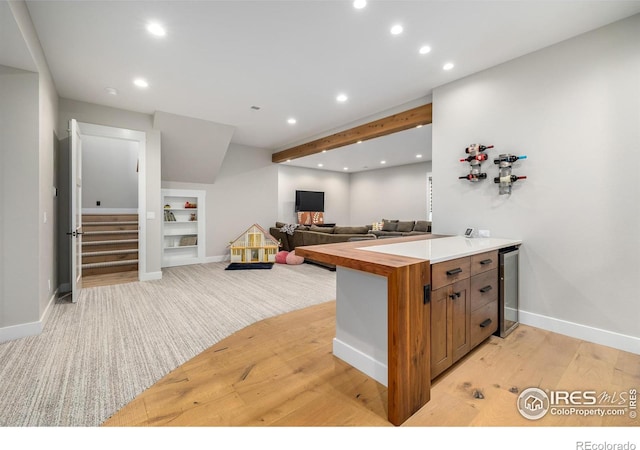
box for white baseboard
[139,271,162,281]
[205,255,229,263]
[41,289,58,329]
[0,320,42,344]
[333,337,388,386]
[519,309,640,355]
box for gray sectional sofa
[269,219,431,252]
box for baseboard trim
[519,309,639,355]
[205,255,229,263]
[139,271,162,281]
[0,320,42,344]
[40,289,58,329]
[333,337,388,386]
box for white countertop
[359,236,522,263]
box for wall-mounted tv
[295,190,325,212]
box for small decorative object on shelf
[184,201,197,208]
[460,143,492,182]
[189,213,197,221]
[493,153,527,195]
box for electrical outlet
[478,229,490,238]
[96,200,101,206]
[43,212,47,223]
[48,279,51,292]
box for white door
[69,119,83,302]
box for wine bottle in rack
[494,155,527,164]
[460,153,489,162]
[494,175,527,183]
[465,144,494,154]
[459,173,487,181]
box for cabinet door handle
[449,292,461,300]
[480,259,493,265]
[479,318,492,328]
[423,284,431,305]
[446,267,463,276]
[479,285,493,293]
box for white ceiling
[12,1,640,172]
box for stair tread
[84,221,138,226]
[82,260,139,269]
[83,230,138,235]
[83,249,138,256]
[83,239,138,245]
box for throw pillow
[381,220,398,232]
[275,251,289,264]
[286,250,304,265]
[396,220,415,232]
[413,220,430,232]
[279,223,298,235]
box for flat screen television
[295,190,324,212]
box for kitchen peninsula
[295,234,522,425]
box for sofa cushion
[310,225,334,234]
[382,220,398,232]
[413,220,431,232]
[396,220,415,232]
[334,226,369,235]
[372,230,403,237]
[275,221,287,228]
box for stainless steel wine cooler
[498,246,520,337]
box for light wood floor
[82,270,139,288]
[103,301,639,427]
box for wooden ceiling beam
[271,103,432,164]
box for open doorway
[57,122,146,292]
[80,123,146,288]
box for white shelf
[161,189,206,268]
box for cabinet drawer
[470,269,498,311]
[432,257,470,290]
[470,250,498,276]
[470,300,498,348]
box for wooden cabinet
[430,250,498,379]
[161,189,206,267]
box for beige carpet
[0,262,336,426]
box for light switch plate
[478,229,490,238]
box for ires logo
[549,390,598,405]
[517,388,638,420]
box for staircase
[82,214,139,276]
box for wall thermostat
[464,228,474,238]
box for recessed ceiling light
[286,159,291,162]
[133,78,149,88]
[390,24,403,35]
[322,150,327,153]
[287,118,297,124]
[443,62,455,71]
[336,93,348,103]
[416,124,423,128]
[416,154,423,158]
[105,87,118,95]
[357,140,362,144]
[380,160,386,164]
[419,45,431,55]
[343,167,349,171]
[318,163,323,167]
[353,0,366,9]
[147,22,166,37]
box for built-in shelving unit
[161,189,206,267]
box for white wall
[0,67,40,329]
[432,14,640,352]
[163,143,278,260]
[82,135,138,209]
[58,98,162,278]
[277,165,350,225]
[349,162,431,226]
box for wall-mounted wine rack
[459,144,493,182]
[493,154,527,195]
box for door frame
[77,122,147,279]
